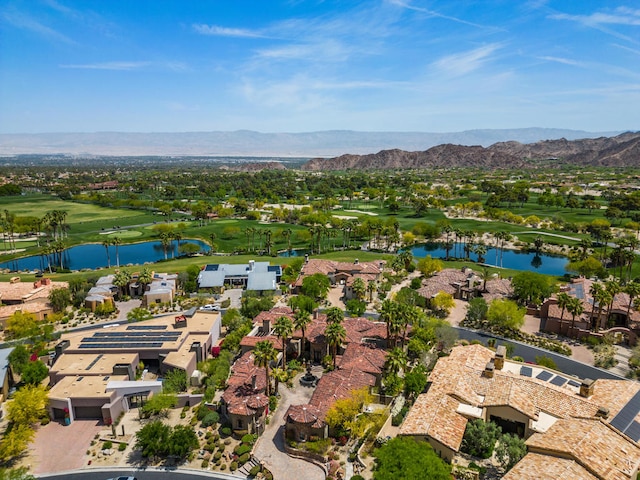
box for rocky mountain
[0,128,621,157]
[301,132,640,170]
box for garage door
[74,406,103,419]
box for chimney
[484,360,495,378]
[580,378,595,398]
[354,258,359,265]
[249,260,255,272]
[251,375,257,391]
[495,345,506,370]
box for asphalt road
[454,326,625,381]
[37,468,246,480]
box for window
[237,419,244,429]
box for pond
[408,242,569,276]
[278,248,311,258]
[0,239,210,272]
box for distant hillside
[301,132,640,170]
[0,128,622,157]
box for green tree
[7,385,48,426]
[461,419,502,458]
[351,277,366,301]
[384,347,408,376]
[127,307,153,323]
[325,306,344,325]
[140,393,178,418]
[556,292,571,324]
[346,299,366,317]
[253,340,278,397]
[272,315,294,369]
[48,287,72,313]
[167,424,199,459]
[135,420,171,461]
[404,364,428,399]
[20,360,48,386]
[416,255,443,277]
[495,433,527,471]
[567,296,585,337]
[301,273,331,301]
[466,297,488,323]
[293,309,312,358]
[430,291,455,316]
[8,345,30,375]
[4,311,40,340]
[535,355,557,370]
[163,369,188,393]
[373,436,451,480]
[511,271,555,305]
[487,299,525,331]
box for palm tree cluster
[379,299,424,348]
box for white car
[200,304,220,311]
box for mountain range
[301,131,640,170]
[0,128,625,157]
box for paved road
[37,468,245,479]
[454,326,626,381]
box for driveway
[30,419,103,474]
[253,367,325,480]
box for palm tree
[556,292,571,324]
[102,240,112,268]
[567,297,585,337]
[325,321,347,369]
[367,280,377,302]
[379,299,397,348]
[159,232,171,260]
[399,250,413,270]
[474,243,488,264]
[385,347,408,376]
[272,316,293,369]
[208,232,217,252]
[271,367,288,395]
[293,310,312,359]
[112,236,122,267]
[625,281,640,327]
[351,278,366,301]
[281,228,292,253]
[253,340,278,397]
[113,269,132,299]
[138,267,153,294]
[325,306,344,325]
[605,279,622,321]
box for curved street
[37,468,244,480]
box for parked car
[199,304,220,311]
[106,477,138,480]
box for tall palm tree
[556,292,571,324]
[253,340,278,397]
[367,280,377,302]
[113,269,132,299]
[379,299,397,348]
[293,310,312,359]
[281,228,292,253]
[385,347,408,376]
[624,281,640,327]
[351,278,366,301]
[159,232,171,260]
[567,297,585,337]
[325,306,344,325]
[102,240,112,268]
[138,267,153,293]
[112,236,122,267]
[272,316,293,369]
[325,321,347,369]
[208,232,217,253]
[605,279,622,321]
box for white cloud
[537,56,586,67]
[432,44,503,77]
[192,24,266,38]
[1,9,75,44]
[551,7,640,27]
[386,0,497,30]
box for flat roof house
[197,260,282,293]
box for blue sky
[1,0,639,133]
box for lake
[0,240,210,272]
[408,242,569,276]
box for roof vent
[596,406,609,419]
[484,361,495,378]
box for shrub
[118,442,127,452]
[230,461,238,471]
[202,411,220,428]
[102,441,113,450]
[235,444,251,456]
[242,433,257,445]
[269,395,278,412]
[213,452,222,461]
[201,459,209,468]
[239,453,250,465]
[220,464,226,470]
[249,464,262,477]
[221,426,232,437]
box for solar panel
[624,421,640,442]
[568,380,581,388]
[536,370,553,381]
[126,325,168,330]
[549,376,567,387]
[610,389,640,434]
[86,354,103,370]
[520,366,532,377]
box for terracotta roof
[285,404,323,425]
[339,343,387,376]
[222,351,269,416]
[503,453,598,480]
[525,418,640,480]
[294,259,383,287]
[400,344,637,455]
[253,307,294,325]
[239,335,283,350]
[0,280,68,302]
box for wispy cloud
[192,24,266,38]
[1,9,75,44]
[387,0,496,30]
[59,61,187,71]
[432,43,503,77]
[551,7,640,27]
[537,56,586,67]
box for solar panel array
[536,370,553,381]
[78,330,181,350]
[520,366,532,377]
[126,325,168,331]
[549,376,567,387]
[570,283,585,300]
[610,389,640,442]
[86,354,103,370]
